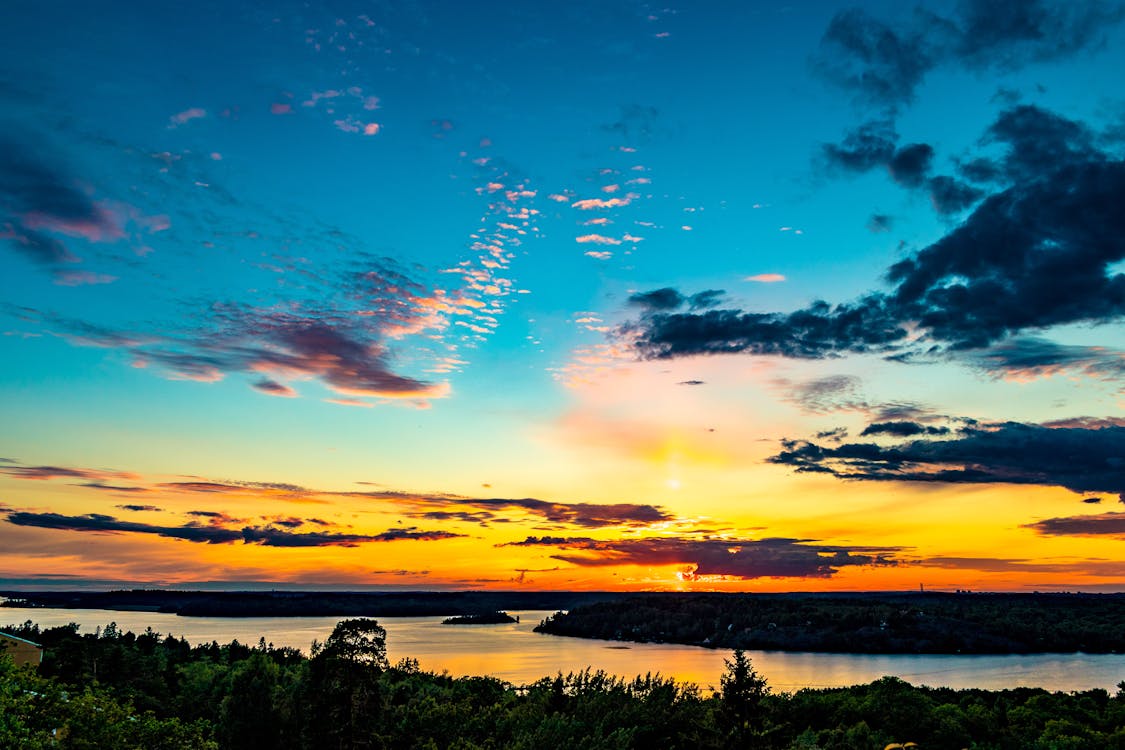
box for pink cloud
[745,273,786,283]
[575,234,622,246]
[270,103,293,115]
[363,123,380,136]
[584,250,613,260]
[169,107,207,127]
[22,206,124,243]
[571,195,634,210]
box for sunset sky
[2,0,1123,593]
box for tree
[313,619,389,670]
[719,649,771,747]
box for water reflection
[6,607,1123,691]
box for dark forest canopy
[3,619,1125,750]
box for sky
[1,0,1123,593]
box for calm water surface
[6,607,1123,692]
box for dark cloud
[926,175,985,214]
[860,421,951,437]
[816,9,939,107]
[954,0,1125,71]
[816,1,1125,107]
[888,159,1125,348]
[677,380,705,386]
[1023,512,1125,538]
[822,127,980,215]
[627,287,684,311]
[688,289,725,310]
[815,427,849,441]
[623,135,1125,361]
[626,294,905,359]
[821,120,898,173]
[888,143,934,187]
[958,156,1004,184]
[501,535,898,580]
[769,419,1125,500]
[1082,497,1103,504]
[867,213,893,233]
[983,104,1101,183]
[4,511,463,547]
[116,504,162,512]
[361,492,674,529]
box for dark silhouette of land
[0,589,620,617]
[442,611,517,625]
[534,591,1125,654]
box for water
[5,607,1123,692]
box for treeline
[1,589,623,617]
[535,592,1125,654]
[3,619,1125,749]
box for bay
[4,607,1123,692]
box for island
[534,591,1125,654]
[442,611,517,625]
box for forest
[535,592,1125,654]
[3,618,1124,749]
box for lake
[5,607,1123,692]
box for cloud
[252,377,298,398]
[815,2,1125,107]
[860,421,951,437]
[500,535,898,580]
[966,337,1125,383]
[888,143,935,187]
[769,419,1125,500]
[867,214,894,232]
[353,491,674,529]
[45,305,449,401]
[571,196,634,210]
[623,109,1125,362]
[821,120,898,172]
[821,124,980,214]
[925,175,985,214]
[575,234,621,245]
[169,108,207,127]
[116,504,162,512]
[4,511,463,547]
[3,459,673,530]
[627,287,685,311]
[1023,512,1125,538]
[0,462,139,483]
[745,273,786,283]
[0,137,124,279]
